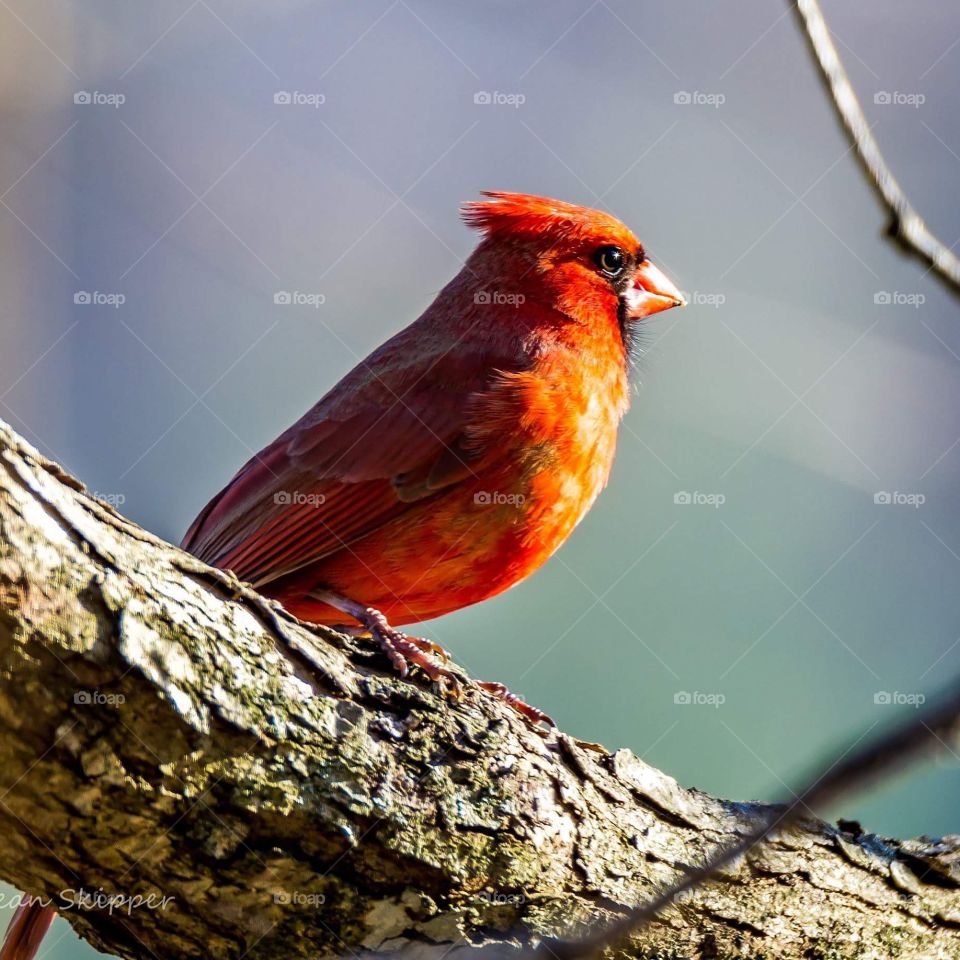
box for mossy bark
[0,418,958,960]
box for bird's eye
[594,245,626,279]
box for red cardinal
[0,193,683,960]
[181,191,683,704]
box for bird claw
[411,636,451,661]
[383,630,450,661]
[361,607,457,687]
[477,681,555,728]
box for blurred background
[1,1,959,955]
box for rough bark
[0,417,957,960]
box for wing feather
[181,342,508,588]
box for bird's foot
[315,589,456,687]
[341,624,450,662]
[476,681,555,728]
[406,634,451,661]
[357,607,458,688]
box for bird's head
[462,191,685,335]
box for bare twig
[793,0,960,295]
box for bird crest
[461,191,639,251]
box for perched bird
[182,191,684,710]
[0,193,683,960]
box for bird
[181,191,684,716]
[0,193,683,960]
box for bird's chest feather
[466,346,629,567]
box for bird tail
[0,899,56,960]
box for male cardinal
[0,193,683,960]
[181,191,683,707]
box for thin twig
[530,678,960,960]
[793,0,960,295]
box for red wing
[181,346,501,589]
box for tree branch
[531,680,960,960]
[0,416,958,960]
[793,0,960,297]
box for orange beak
[623,260,686,320]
